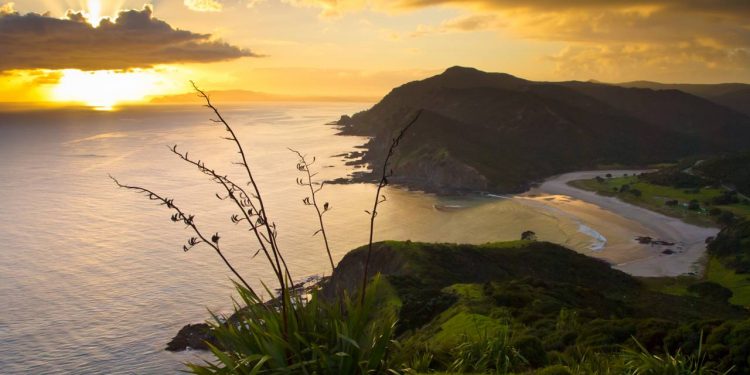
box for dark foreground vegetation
[186,240,750,374]
[322,241,748,374]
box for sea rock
[166,323,216,351]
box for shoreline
[523,170,718,277]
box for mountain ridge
[337,67,750,194]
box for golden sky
[1,0,749,108]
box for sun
[50,69,163,110]
[87,0,103,26]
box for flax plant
[113,83,421,374]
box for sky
[1,0,749,108]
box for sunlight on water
[0,104,592,374]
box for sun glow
[51,69,163,110]
[87,0,103,26]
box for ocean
[0,103,600,374]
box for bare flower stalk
[190,81,293,287]
[360,109,423,304]
[114,83,298,351]
[168,145,284,283]
[290,148,335,272]
[188,82,295,350]
[109,175,255,294]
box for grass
[429,312,507,348]
[639,276,695,297]
[569,174,749,226]
[705,257,750,307]
[444,283,485,301]
[644,258,750,307]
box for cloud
[184,0,223,12]
[548,42,750,82]
[370,0,749,80]
[0,5,258,71]
[0,2,13,14]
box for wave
[578,223,607,252]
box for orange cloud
[0,5,257,71]
[184,0,223,12]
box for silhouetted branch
[190,82,294,352]
[190,81,293,288]
[290,148,335,272]
[168,145,283,281]
[361,109,423,304]
[109,175,254,293]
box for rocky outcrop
[389,151,488,194]
[166,323,216,351]
[320,242,407,300]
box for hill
[337,67,750,193]
[322,240,750,373]
[617,81,750,116]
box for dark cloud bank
[0,5,257,71]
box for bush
[718,211,736,226]
[448,329,526,374]
[688,199,701,210]
[190,276,399,374]
[712,191,740,205]
[514,335,547,367]
[621,335,728,375]
[687,282,733,303]
[537,364,573,375]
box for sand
[521,170,719,277]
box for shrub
[513,335,547,367]
[621,335,732,375]
[688,200,701,210]
[190,276,399,374]
[687,282,733,303]
[448,329,526,374]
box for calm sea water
[0,103,596,374]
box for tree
[688,199,701,211]
[521,230,537,241]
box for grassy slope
[568,175,730,226]
[706,257,750,306]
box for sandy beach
[521,170,719,277]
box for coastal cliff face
[338,67,750,194]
